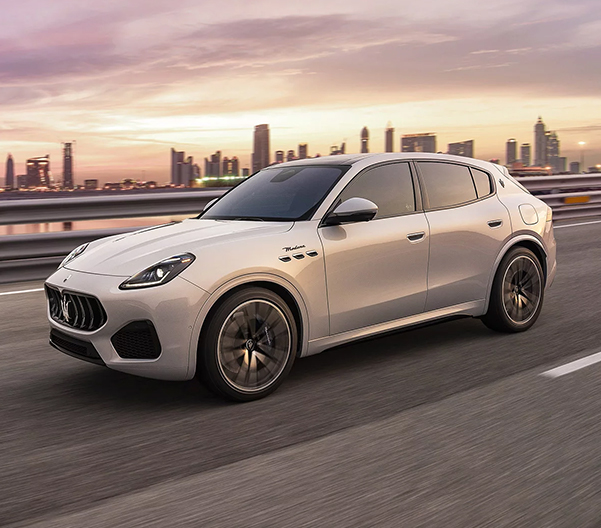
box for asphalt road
[1,220,601,527]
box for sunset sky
[1,0,601,184]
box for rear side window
[337,162,415,219]
[470,168,493,198]
[417,162,477,209]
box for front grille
[45,285,107,331]
[111,321,162,359]
[50,329,105,366]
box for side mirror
[203,198,218,211]
[323,197,378,226]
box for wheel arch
[191,274,308,378]
[484,235,548,314]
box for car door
[415,161,512,312]
[318,162,430,335]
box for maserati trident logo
[61,296,71,322]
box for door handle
[487,219,503,228]
[407,231,425,243]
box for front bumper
[45,267,209,381]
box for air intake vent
[45,285,107,331]
[111,321,161,359]
[50,329,104,366]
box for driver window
[337,163,416,219]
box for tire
[481,247,545,333]
[197,287,298,402]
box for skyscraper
[361,127,369,153]
[171,148,185,185]
[385,123,394,153]
[62,142,74,189]
[401,133,436,153]
[253,124,270,172]
[448,140,474,158]
[181,156,194,185]
[521,143,531,166]
[546,131,560,172]
[298,144,308,159]
[506,138,518,165]
[204,151,222,178]
[5,154,14,189]
[275,150,284,164]
[223,156,239,176]
[570,161,580,174]
[26,155,50,187]
[286,150,296,162]
[534,117,546,167]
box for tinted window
[470,168,493,198]
[417,162,477,209]
[337,163,415,219]
[201,165,348,221]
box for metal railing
[0,189,227,283]
[514,174,601,220]
[1,175,600,283]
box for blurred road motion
[1,221,601,527]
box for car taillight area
[45,285,108,331]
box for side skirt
[303,300,484,357]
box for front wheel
[481,247,545,333]
[198,287,298,402]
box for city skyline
[1,0,600,184]
[3,116,598,188]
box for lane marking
[555,219,601,229]
[0,288,44,297]
[541,350,601,378]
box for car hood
[64,219,294,277]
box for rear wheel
[481,247,544,333]
[198,287,298,401]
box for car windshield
[200,165,349,221]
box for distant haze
[1,0,600,184]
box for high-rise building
[546,131,560,172]
[171,148,185,185]
[402,133,436,153]
[448,140,474,158]
[330,142,346,155]
[506,139,518,165]
[253,124,270,172]
[222,156,239,176]
[275,150,284,164]
[286,150,296,162]
[242,168,250,177]
[84,179,98,190]
[204,151,222,178]
[181,156,194,185]
[558,156,567,173]
[62,142,74,189]
[534,117,546,167]
[521,143,531,167]
[361,126,369,153]
[385,123,394,153]
[5,154,14,189]
[570,161,580,174]
[298,144,308,159]
[26,155,51,188]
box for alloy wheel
[501,255,542,325]
[217,299,292,393]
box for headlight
[60,243,89,268]
[119,254,195,290]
